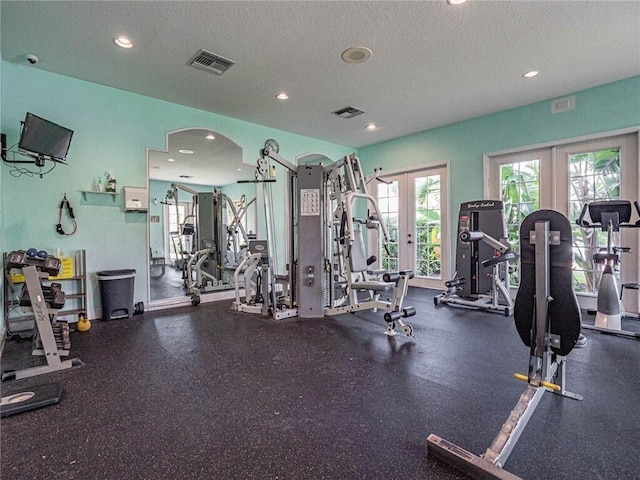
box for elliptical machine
[435,200,516,316]
[576,199,640,338]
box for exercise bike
[577,199,640,338]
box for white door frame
[484,129,639,314]
[375,162,450,289]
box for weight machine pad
[352,281,394,292]
[514,210,581,356]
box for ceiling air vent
[189,49,235,75]
[333,106,365,119]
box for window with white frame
[568,147,621,293]
[377,180,399,272]
[485,132,639,314]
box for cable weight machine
[435,200,516,316]
[233,142,415,335]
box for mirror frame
[145,127,254,310]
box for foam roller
[445,278,466,288]
[384,311,402,323]
[383,272,400,283]
[402,306,416,317]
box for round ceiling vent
[341,46,372,64]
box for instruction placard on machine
[300,189,321,216]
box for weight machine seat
[367,269,387,276]
[514,210,582,356]
[351,280,394,292]
[481,251,516,268]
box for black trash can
[97,269,136,321]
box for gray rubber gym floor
[1,288,639,480]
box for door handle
[407,240,414,245]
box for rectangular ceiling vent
[189,49,235,75]
[551,96,576,114]
[333,106,365,119]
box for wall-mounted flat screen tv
[18,112,74,163]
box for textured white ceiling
[148,129,251,186]
[2,1,639,150]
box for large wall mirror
[147,128,256,306]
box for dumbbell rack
[33,322,71,357]
[2,265,82,381]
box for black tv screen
[18,112,74,162]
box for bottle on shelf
[105,172,117,193]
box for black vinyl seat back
[514,210,581,356]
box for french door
[486,132,639,314]
[375,166,450,289]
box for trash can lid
[97,269,136,278]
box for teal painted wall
[1,62,354,319]
[359,76,640,271]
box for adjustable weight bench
[428,210,583,479]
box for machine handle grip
[445,278,466,288]
[576,203,592,227]
[514,373,560,391]
[459,230,483,242]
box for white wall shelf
[81,190,119,202]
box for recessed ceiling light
[114,36,133,49]
[206,134,215,140]
[237,168,242,172]
[447,0,468,5]
[366,124,377,130]
[178,149,194,154]
[167,158,175,162]
[523,70,539,78]
[341,46,372,64]
[276,93,289,100]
